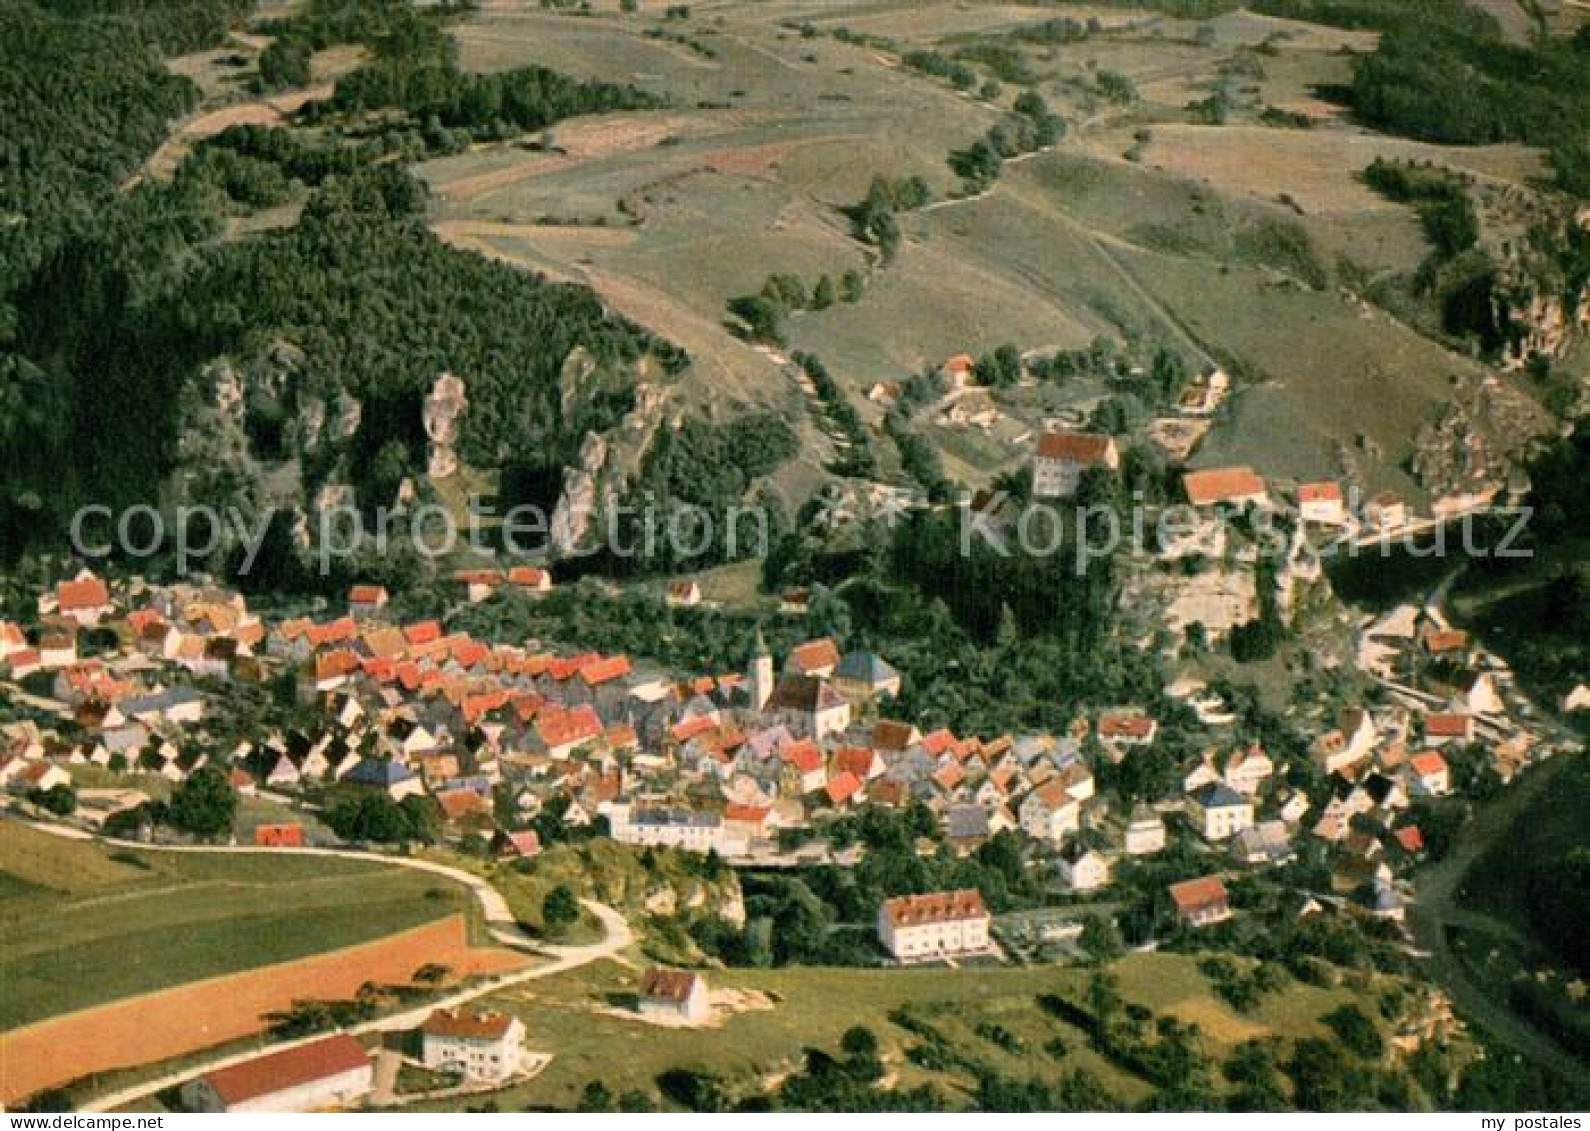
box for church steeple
[749,623,773,711]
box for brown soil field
[0,916,525,1105]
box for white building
[421,1009,525,1083]
[877,889,990,961]
[609,804,729,854]
[1123,805,1167,855]
[181,1034,372,1113]
[637,967,710,1023]
[1018,781,1081,843]
[1297,481,1346,525]
[1188,783,1254,842]
[1032,431,1120,499]
[1058,845,1111,892]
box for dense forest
[0,0,701,575]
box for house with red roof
[877,889,990,960]
[506,566,552,593]
[180,1034,372,1113]
[348,585,389,617]
[1423,712,1473,746]
[48,574,112,626]
[825,770,864,808]
[1169,875,1231,928]
[1407,751,1451,798]
[1032,431,1120,499]
[1183,467,1268,509]
[422,1008,525,1082]
[1297,481,1345,525]
[534,704,604,759]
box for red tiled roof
[1297,481,1342,504]
[403,621,443,647]
[790,638,840,674]
[423,1008,514,1040]
[201,1035,368,1106]
[881,888,987,928]
[1035,431,1114,465]
[639,967,700,1003]
[1410,751,1449,777]
[920,728,957,757]
[349,585,387,604]
[1424,713,1472,738]
[831,746,875,779]
[1183,467,1266,507]
[579,655,632,687]
[782,739,824,775]
[825,771,863,805]
[57,577,110,613]
[507,566,550,588]
[537,705,603,750]
[1099,713,1155,740]
[1394,826,1425,853]
[1169,875,1229,914]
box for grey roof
[121,687,204,716]
[834,652,898,684]
[632,806,721,829]
[1193,782,1247,809]
[347,758,415,786]
[944,804,990,839]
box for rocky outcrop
[549,382,674,555]
[423,371,468,480]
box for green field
[405,0,1556,504]
[0,822,476,1029]
[420,949,1377,1110]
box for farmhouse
[877,888,990,961]
[181,1034,372,1113]
[1169,875,1232,928]
[421,1008,525,1083]
[1296,481,1345,525]
[637,967,710,1023]
[1032,431,1120,499]
[1364,492,1409,531]
[1182,467,1268,509]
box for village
[0,393,1582,1112]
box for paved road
[1405,754,1584,1081]
[10,818,633,1112]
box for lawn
[0,822,477,1029]
[420,949,1370,1110]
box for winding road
[1405,753,1584,1081]
[9,818,633,1112]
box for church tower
[749,624,774,712]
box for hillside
[4,0,1586,590]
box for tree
[543,884,581,931]
[28,783,76,816]
[167,765,237,837]
[840,1025,878,1058]
[578,1080,615,1111]
[811,273,835,310]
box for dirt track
[0,915,524,1105]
